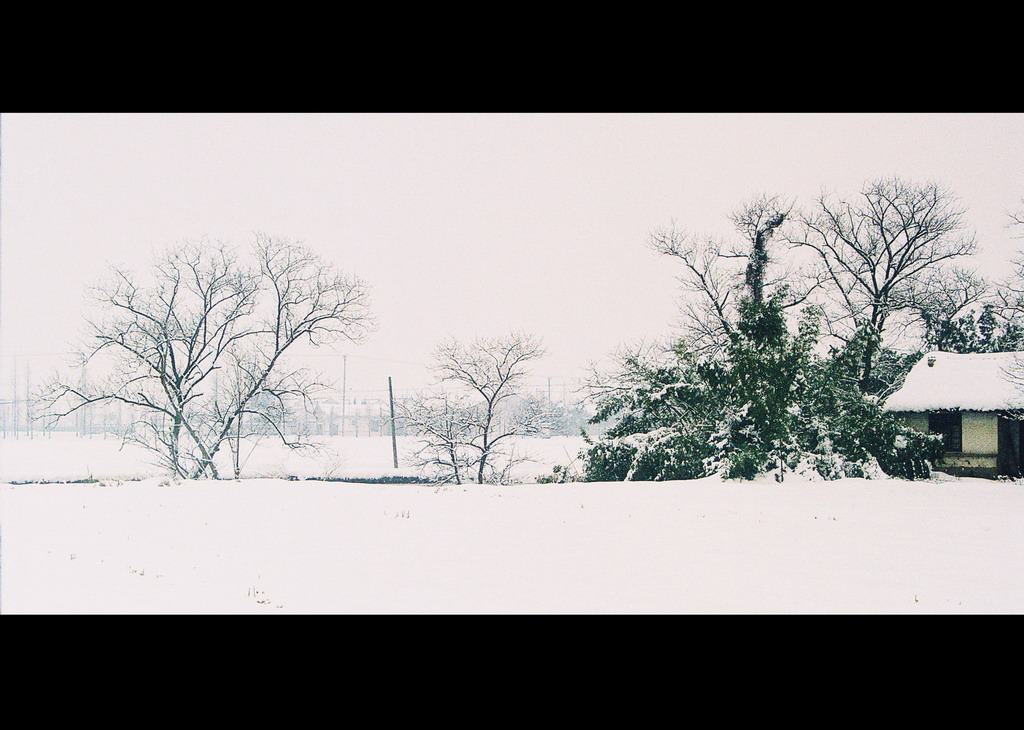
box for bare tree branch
[648,194,816,356]
[400,332,549,484]
[37,235,373,479]
[789,177,979,388]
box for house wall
[897,410,999,478]
[938,452,997,475]
[961,411,998,455]
[939,411,997,477]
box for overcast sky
[2,113,1023,396]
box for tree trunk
[477,448,487,484]
[858,317,884,393]
[169,416,185,478]
[859,341,875,392]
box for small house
[884,351,1024,478]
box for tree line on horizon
[34,175,1024,484]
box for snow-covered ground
[0,432,586,483]
[1,435,1022,614]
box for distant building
[885,351,1024,478]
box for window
[928,412,963,452]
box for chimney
[927,356,936,367]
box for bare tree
[647,229,736,353]
[1010,198,1024,235]
[649,194,820,355]
[995,197,1024,317]
[401,332,551,484]
[398,390,478,485]
[38,234,373,479]
[983,246,1024,353]
[791,177,978,388]
[902,266,988,351]
[995,252,1024,314]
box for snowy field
[1,435,1022,614]
[0,432,586,483]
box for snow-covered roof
[884,351,1024,413]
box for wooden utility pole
[234,412,242,479]
[341,354,347,437]
[388,376,398,468]
[25,357,32,439]
[11,353,17,438]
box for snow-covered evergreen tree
[575,196,944,483]
[708,290,819,479]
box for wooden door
[997,416,1021,477]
